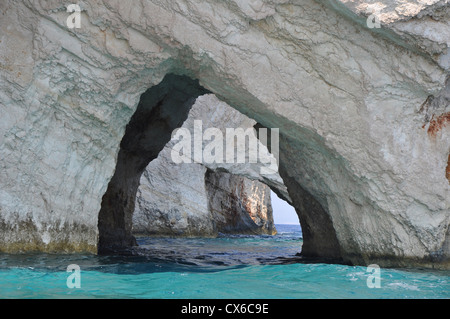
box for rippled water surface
[0,225,448,299]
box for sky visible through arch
[270,190,300,225]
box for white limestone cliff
[0,0,448,268]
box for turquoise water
[0,225,448,299]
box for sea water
[0,225,448,299]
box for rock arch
[97,73,343,262]
[0,0,448,268]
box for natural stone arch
[97,62,448,266]
[0,0,448,269]
[97,72,343,263]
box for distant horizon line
[274,223,301,226]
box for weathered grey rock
[133,161,212,237]
[133,94,278,237]
[205,169,276,235]
[0,0,448,268]
[134,164,276,237]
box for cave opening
[97,73,340,264]
[128,95,304,263]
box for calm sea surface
[0,225,448,299]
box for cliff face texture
[133,94,278,237]
[205,169,276,236]
[134,166,276,237]
[0,0,449,268]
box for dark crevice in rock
[97,74,209,255]
[446,153,450,183]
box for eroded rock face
[134,164,276,237]
[205,169,276,235]
[132,94,278,237]
[0,0,448,268]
